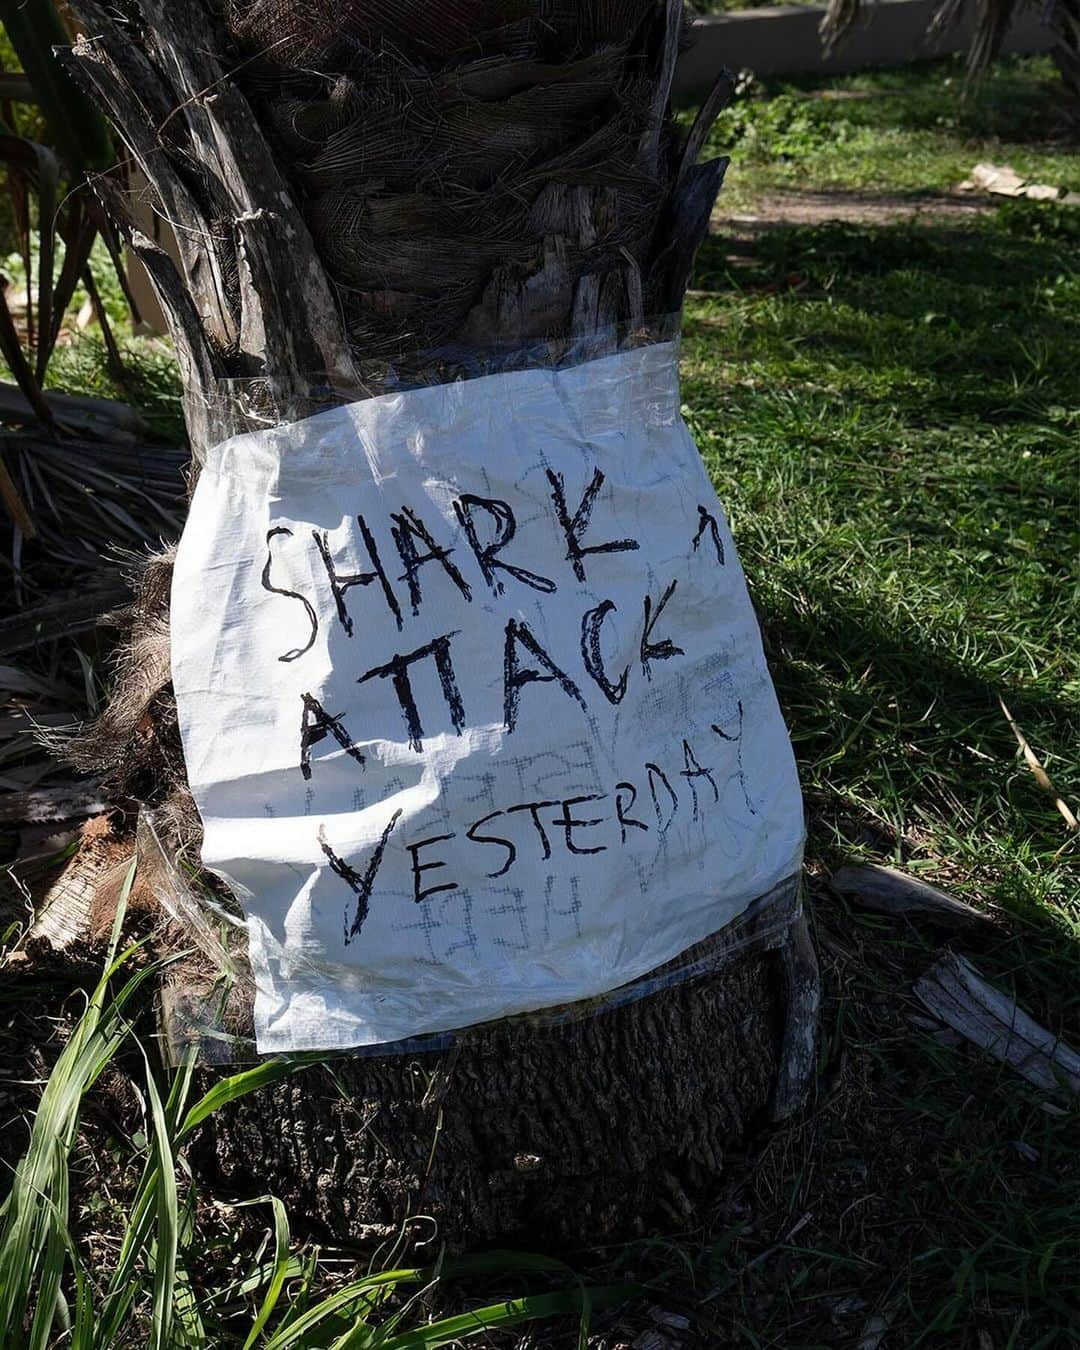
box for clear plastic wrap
[160,319,805,1062]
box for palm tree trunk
[1051,0,1080,112]
[60,0,818,1246]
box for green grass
[707,55,1077,209]
[39,331,186,444]
[670,59,1079,1345]
[684,197,1078,936]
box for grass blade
[145,1062,179,1350]
[239,1196,292,1350]
[0,953,157,1345]
[179,1055,325,1140]
[94,1049,197,1348]
[375,1284,638,1349]
[262,1272,407,1349]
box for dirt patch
[717,187,996,235]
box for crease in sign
[171,341,805,1053]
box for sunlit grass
[705,54,1077,209]
[675,113,1078,1343]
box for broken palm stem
[830,863,991,929]
[915,951,1080,1099]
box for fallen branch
[0,574,129,655]
[914,951,1080,1098]
[830,863,991,929]
[0,382,150,441]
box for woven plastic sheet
[162,325,805,1060]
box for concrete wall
[675,0,1054,100]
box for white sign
[171,343,804,1053]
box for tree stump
[198,950,782,1246]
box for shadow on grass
[685,199,1079,1004]
[759,583,1079,950]
[693,202,1080,423]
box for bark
[196,949,784,1246]
[1051,0,1080,115]
[59,0,819,1246]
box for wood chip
[30,820,133,950]
[829,863,990,928]
[963,162,1027,197]
[914,952,1080,1098]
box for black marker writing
[358,632,466,753]
[299,692,365,780]
[406,833,459,904]
[453,494,555,596]
[261,527,317,662]
[466,810,517,878]
[313,514,402,636]
[546,467,638,583]
[390,506,472,615]
[319,809,402,944]
[507,800,559,861]
[681,738,719,820]
[615,780,649,844]
[581,600,629,705]
[646,762,679,832]
[503,618,588,733]
[551,794,608,856]
[641,579,684,679]
[692,505,725,565]
[712,700,757,816]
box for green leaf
[375,1284,637,1349]
[145,1064,180,1350]
[262,1271,414,1350]
[179,1055,326,1141]
[0,949,157,1346]
[236,1196,292,1350]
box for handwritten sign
[171,343,804,1053]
